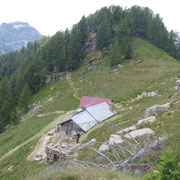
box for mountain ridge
[0,21,42,55]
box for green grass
[30,167,143,180]
[0,114,59,158]
[0,139,48,180]
[0,37,180,179]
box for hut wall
[61,120,82,136]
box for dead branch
[104,121,139,144]
[116,144,133,156]
[88,147,116,168]
[130,136,168,162]
[104,137,121,162]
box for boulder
[176,80,180,84]
[109,134,124,145]
[144,103,170,118]
[125,128,155,139]
[99,143,110,152]
[136,116,156,127]
[86,138,97,146]
[117,125,136,134]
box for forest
[0,5,180,132]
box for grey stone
[125,128,155,139]
[99,143,110,152]
[86,138,97,146]
[117,125,136,134]
[8,166,13,172]
[136,116,156,127]
[109,134,124,145]
[176,80,180,84]
[144,103,170,118]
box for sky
[0,0,180,36]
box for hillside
[0,22,42,55]
[0,38,179,179]
[1,5,180,134]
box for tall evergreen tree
[96,19,111,50]
[18,83,31,111]
[110,42,122,66]
[79,16,88,46]
[124,41,133,59]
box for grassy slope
[0,38,180,179]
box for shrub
[145,151,180,180]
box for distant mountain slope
[0,21,42,55]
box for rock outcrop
[131,91,157,102]
[125,128,155,139]
[109,134,124,145]
[136,116,156,127]
[144,103,170,118]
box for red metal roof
[80,96,113,108]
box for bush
[145,151,180,180]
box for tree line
[0,5,180,132]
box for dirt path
[0,110,75,162]
[66,73,81,100]
[37,111,65,117]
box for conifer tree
[18,83,31,111]
[124,41,133,59]
[110,42,122,66]
[96,19,111,50]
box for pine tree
[96,19,111,50]
[79,16,88,46]
[110,42,122,66]
[124,41,133,59]
[18,83,31,111]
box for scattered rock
[109,134,124,145]
[118,64,124,68]
[8,166,13,172]
[136,116,156,127]
[34,157,41,161]
[87,63,98,73]
[46,72,66,84]
[131,91,157,102]
[70,144,84,152]
[144,103,170,118]
[118,125,136,134]
[86,138,97,146]
[45,145,71,162]
[125,128,155,139]
[160,82,167,85]
[176,80,180,91]
[175,100,180,104]
[99,143,110,152]
[168,110,175,114]
[48,130,55,136]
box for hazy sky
[0,0,179,36]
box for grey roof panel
[86,102,115,122]
[71,110,97,132]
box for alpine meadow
[0,5,180,180]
